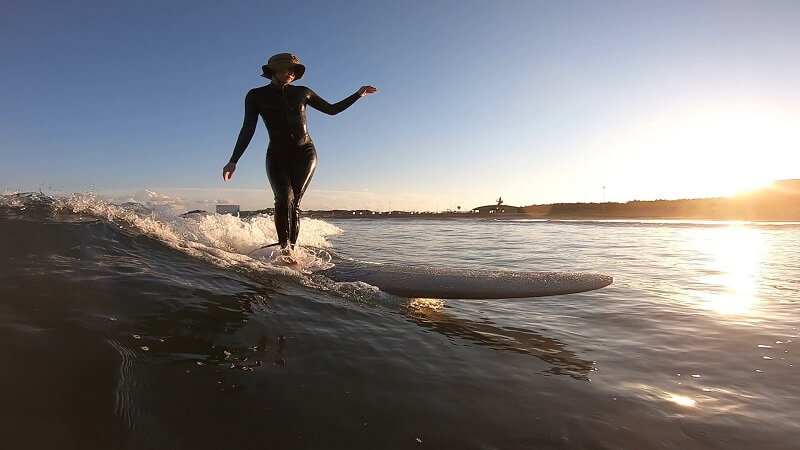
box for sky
[2,0,799,212]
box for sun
[671,107,797,197]
[617,101,800,199]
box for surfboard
[316,259,612,299]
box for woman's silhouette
[223,53,376,254]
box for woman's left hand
[357,85,378,97]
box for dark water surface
[1,193,798,449]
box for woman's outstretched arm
[223,90,259,181]
[307,85,377,115]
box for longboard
[316,259,612,299]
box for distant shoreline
[233,179,799,223]
[304,211,800,222]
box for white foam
[56,193,343,277]
[1,192,398,301]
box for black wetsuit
[229,83,361,247]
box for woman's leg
[266,150,292,248]
[287,145,318,247]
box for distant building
[471,196,522,214]
[471,204,522,214]
[216,204,240,216]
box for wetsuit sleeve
[306,89,361,115]
[228,90,259,164]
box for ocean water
[1,192,798,449]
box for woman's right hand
[223,162,236,181]
[357,85,378,97]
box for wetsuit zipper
[280,84,296,142]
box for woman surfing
[223,53,377,256]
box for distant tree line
[521,180,800,221]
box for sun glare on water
[667,393,698,408]
[627,383,700,409]
[691,226,765,316]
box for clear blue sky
[2,0,799,211]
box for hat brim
[261,63,306,80]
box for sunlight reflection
[692,227,764,315]
[667,393,697,408]
[408,298,445,312]
[628,383,700,409]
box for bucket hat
[261,53,306,80]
